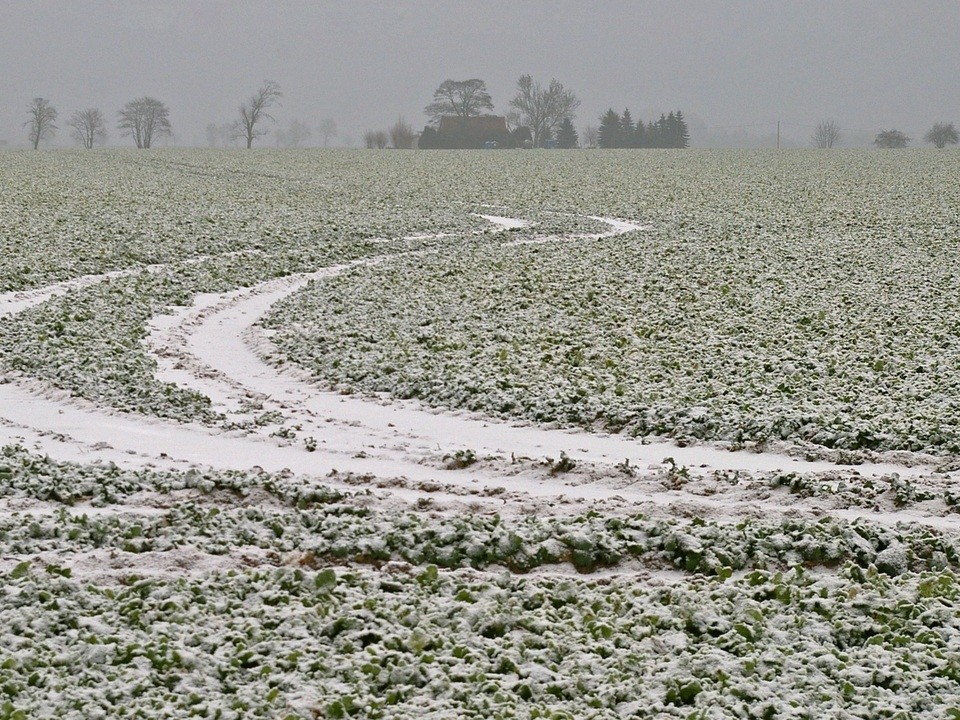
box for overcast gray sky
[2,0,958,147]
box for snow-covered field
[2,148,960,718]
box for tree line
[364,75,582,149]
[21,79,960,151]
[365,76,692,151]
[25,96,172,149]
[813,120,960,149]
[595,109,690,149]
[363,117,416,149]
[871,123,958,149]
[22,80,338,150]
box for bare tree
[582,125,599,148]
[812,120,841,148]
[873,129,909,149]
[118,97,172,148]
[388,117,416,149]
[232,80,282,149]
[363,130,388,149]
[509,74,580,148]
[25,98,58,149]
[205,123,222,147]
[318,118,337,147]
[281,119,312,148]
[68,108,107,149]
[924,122,959,149]
[504,110,522,132]
[206,122,236,147]
[425,79,494,123]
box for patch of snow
[474,214,531,231]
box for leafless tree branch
[118,97,172,149]
[24,98,58,150]
[812,120,841,148]
[232,80,283,149]
[509,74,580,148]
[68,108,107,149]
[424,79,494,123]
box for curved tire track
[0,213,951,530]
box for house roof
[437,115,508,136]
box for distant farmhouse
[419,115,532,149]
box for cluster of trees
[24,96,172,149]
[363,129,388,149]
[595,109,690,148]
[27,76,959,152]
[416,78,509,148]
[207,117,337,149]
[812,120,842,148]
[410,78,695,150]
[213,81,337,149]
[117,97,173,149]
[507,74,580,148]
[868,123,958,149]
[362,117,416,149]
[209,80,344,149]
[410,76,579,149]
[24,80,340,150]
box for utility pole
[777,121,781,149]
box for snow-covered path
[0,250,259,318]
[179,271,928,478]
[147,214,934,480]
[0,212,950,524]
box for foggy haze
[2,0,959,148]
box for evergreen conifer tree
[646,120,660,148]
[634,118,646,148]
[620,109,635,148]
[556,117,579,148]
[674,110,690,148]
[654,114,669,148]
[598,109,622,148]
[594,107,689,148]
[666,112,679,148]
